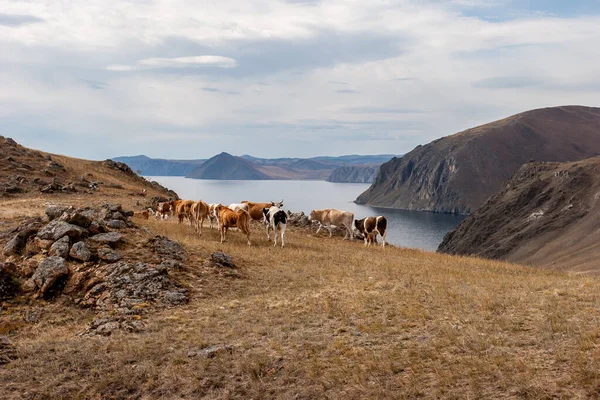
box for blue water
[147,177,465,251]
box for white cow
[262,206,287,248]
[308,209,354,240]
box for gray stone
[88,221,106,235]
[106,219,127,229]
[187,345,233,359]
[95,321,120,336]
[164,290,188,305]
[148,236,186,261]
[58,211,92,228]
[69,241,92,262]
[49,236,70,258]
[97,246,121,263]
[31,256,69,296]
[210,252,235,268]
[111,211,124,220]
[37,220,88,241]
[89,232,122,246]
[45,204,72,221]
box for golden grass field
[2,199,600,399]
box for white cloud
[106,56,237,71]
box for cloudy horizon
[1,0,600,160]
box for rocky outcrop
[356,106,600,214]
[438,156,600,272]
[327,165,379,183]
[31,256,69,297]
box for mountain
[186,152,272,180]
[356,106,600,214]
[438,156,600,272]
[326,165,379,183]
[112,155,205,176]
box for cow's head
[308,210,317,221]
[353,219,364,233]
[271,199,284,208]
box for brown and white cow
[308,209,354,240]
[242,200,284,221]
[214,204,252,245]
[191,200,210,235]
[133,209,150,220]
[156,202,171,220]
[208,203,219,229]
[354,216,387,247]
[262,206,287,248]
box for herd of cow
[136,199,387,248]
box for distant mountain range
[356,106,600,214]
[112,153,397,182]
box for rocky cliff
[356,106,600,213]
[438,156,600,272]
[326,165,379,183]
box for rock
[34,237,54,251]
[20,259,38,278]
[89,232,122,246]
[210,252,235,268]
[147,236,186,261]
[3,233,28,256]
[88,221,106,235]
[106,219,127,229]
[187,345,233,359]
[122,210,134,218]
[0,336,18,365]
[97,246,121,263]
[69,241,92,262]
[37,220,88,241]
[40,181,63,193]
[2,218,44,256]
[103,203,122,213]
[164,290,188,305]
[48,161,63,170]
[111,211,125,220]
[31,256,69,296]
[94,321,120,336]
[49,236,70,258]
[45,204,72,221]
[0,262,20,300]
[58,211,92,228]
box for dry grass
[2,213,600,399]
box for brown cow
[174,200,194,225]
[353,216,387,247]
[308,209,354,240]
[191,200,210,235]
[215,204,251,245]
[241,200,284,221]
[133,209,150,220]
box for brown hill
[0,136,177,211]
[438,156,600,273]
[356,106,600,213]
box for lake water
[147,177,465,251]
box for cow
[354,216,387,247]
[133,209,150,220]
[228,203,249,212]
[308,209,354,240]
[175,200,194,225]
[208,203,219,229]
[191,200,210,235]
[263,206,287,248]
[242,200,284,221]
[156,202,171,220]
[214,204,251,245]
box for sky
[1,0,600,160]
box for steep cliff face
[326,166,379,183]
[438,157,600,272]
[356,106,600,213]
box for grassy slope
[2,211,600,399]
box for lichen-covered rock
[89,232,122,246]
[210,252,235,268]
[45,204,72,221]
[69,241,92,262]
[31,256,69,296]
[49,236,70,258]
[2,218,44,256]
[97,246,121,263]
[58,211,93,228]
[106,219,127,229]
[147,235,186,261]
[37,220,88,241]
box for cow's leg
[265,222,271,241]
[273,223,277,247]
[328,224,333,237]
[199,216,204,236]
[380,230,386,248]
[280,223,286,248]
[315,223,322,234]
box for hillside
[112,155,205,176]
[2,138,600,398]
[326,165,379,183]
[438,156,600,272]
[356,106,600,214]
[0,136,176,205]
[186,152,272,180]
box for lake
[147,177,465,251]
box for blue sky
[1,0,599,159]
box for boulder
[2,218,44,256]
[89,232,122,246]
[106,219,127,229]
[210,252,235,268]
[97,246,121,263]
[45,204,72,221]
[147,236,186,261]
[37,220,88,241]
[49,236,70,258]
[31,256,69,296]
[69,241,92,262]
[88,221,106,235]
[58,211,92,228]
